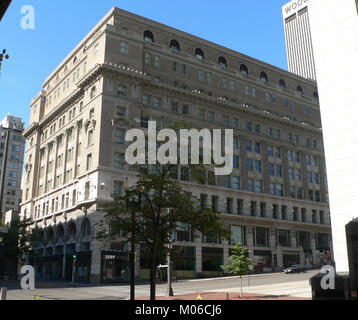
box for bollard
[0,288,7,301]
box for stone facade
[0,115,25,219]
[21,7,331,283]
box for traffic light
[73,254,77,259]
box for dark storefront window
[277,229,290,247]
[297,231,310,250]
[101,251,130,283]
[283,254,300,268]
[173,246,196,279]
[253,250,272,272]
[317,233,328,251]
[254,227,269,247]
[202,247,223,272]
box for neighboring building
[282,0,317,81]
[21,7,331,283]
[0,0,12,22]
[0,115,25,220]
[5,209,19,225]
[309,0,358,274]
[0,225,8,278]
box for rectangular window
[232,176,240,190]
[87,130,94,146]
[276,165,282,177]
[86,154,92,170]
[171,101,179,112]
[231,226,244,245]
[117,85,127,97]
[254,142,261,153]
[198,70,205,81]
[208,111,215,122]
[233,156,240,169]
[269,163,275,176]
[232,118,239,128]
[246,140,252,152]
[255,227,268,247]
[119,41,129,54]
[145,52,151,64]
[116,106,126,117]
[154,56,161,68]
[248,179,254,192]
[113,181,122,197]
[153,97,162,108]
[230,80,235,91]
[244,86,249,96]
[255,160,262,173]
[247,159,253,172]
[222,78,227,89]
[233,136,239,149]
[143,95,151,105]
[114,153,125,169]
[115,129,125,144]
[276,184,283,197]
[182,104,190,114]
[255,180,263,193]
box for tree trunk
[150,255,157,300]
[240,276,243,298]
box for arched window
[47,227,54,241]
[90,86,96,99]
[313,91,319,102]
[170,39,180,51]
[81,219,91,237]
[68,222,77,238]
[57,225,65,240]
[279,79,286,88]
[195,48,205,60]
[297,85,304,95]
[260,72,268,83]
[143,30,154,43]
[218,56,227,68]
[240,64,248,75]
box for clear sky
[0,0,290,126]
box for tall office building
[21,7,331,283]
[0,115,25,219]
[282,0,317,81]
[309,0,358,274]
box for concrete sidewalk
[136,291,311,300]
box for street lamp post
[167,242,174,297]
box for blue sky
[0,0,289,126]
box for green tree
[96,164,231,300]
[221,242,254,298]
[3,218,39,262]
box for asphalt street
[1,270,318,300]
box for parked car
[282,265,307,274]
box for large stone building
[0,115,25,220]
[282,0,317,81]
[309,0,358,274]
[21,7,331,283]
